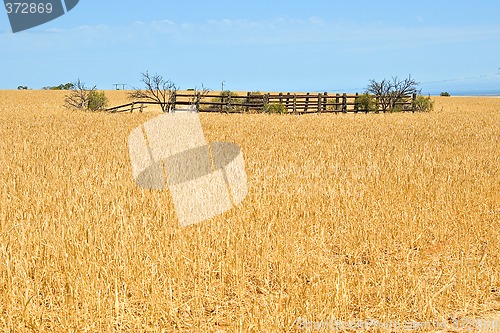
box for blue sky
[1,0,500,94]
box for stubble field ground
[0,90,499,332]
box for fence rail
[106,102,149,113]
[106,91,417,114]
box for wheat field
[0,90,499,332]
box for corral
[105,91,417,114]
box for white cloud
[308,16,326,26]
[2,17,500,53]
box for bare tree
[189,83,211,111]
[64,79,108,111]
[367,76,419,111]
[64,79,90,109]
[129,71,178,112]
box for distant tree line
[43,83,75,90]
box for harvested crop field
[0,90,499,332]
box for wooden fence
[105,101,149,113]
[106,91,417,114]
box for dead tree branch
[129,72,178,113]
[64,79,95,110]
[367,76,419,111]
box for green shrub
[355,93,377,112]
[389,105,404,113]
[326,98,340,111]
[86,90,108,111]
[440,92,451,97]
[412,95,434,112]
[205,91,242,112]
[264,103,287,114]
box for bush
[86,90,108,111]
[355,93,377,112]
[388,105,404,113]
[205,91,242,113]
[326,98,341,111]
[412,95,434,112]
[440,92,451,97]
[264,103,287,114]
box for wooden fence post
[317,93,322,113]
[323,92,328,112]
[293,94,297,114]
[170,91,177,112]
[335,93,340,112]
[304,92,310,113]
[130,102,135,113]
[140,103,144,113]
[245,92,251,113]
[195,91,201,112]
[220,92,225,112]
[342,93,347,113]
[412,93,417,113]
[227,92,232,113]
[286,93,291,112]
[354,92,359,113]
